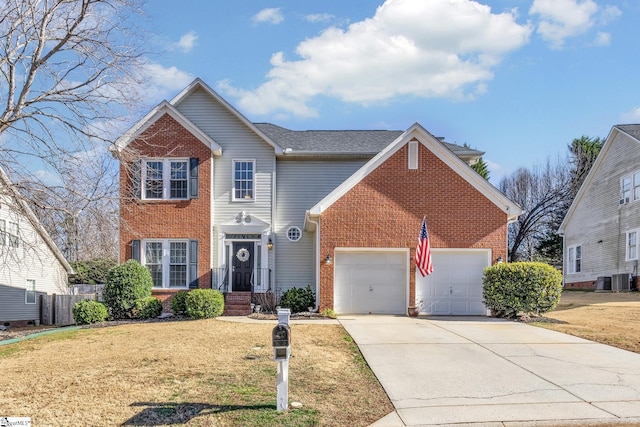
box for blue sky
[137,0,640,184]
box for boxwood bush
[279,285,315,314]
[134,297,163,319]
[103,260,153,319]
[185,289,224,319]
[483,261,563,318]
[170,290,188,315]
[73,300,109,324]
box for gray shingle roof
[616,124,640,141]
[254,123,483,158]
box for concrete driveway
[339,315,640,427]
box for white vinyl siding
[143,159,189,200]
[567,245,582,274]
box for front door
[232,242,254,292]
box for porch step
[223,292,252,316]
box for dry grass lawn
[0,318,393,426]
[534,291,640,354]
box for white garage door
[416,249,490,315]
[334,251,407,314]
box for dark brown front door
[232,242,254,292]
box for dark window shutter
[189,240,198,289]
[189,158,199,199]
[131,240,140,262]
[131,160,142,199]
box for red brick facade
[318,140,508,311]
[119,113,212,309]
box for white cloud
[253,8,284,25]
[599,5,621,25]
[220,0,532,118]
[529,0,598,49]
[593,31,611,46]
[173,31,198,53]
[140,63,194,102]
[622,107,640,123]
[306,13,334,23]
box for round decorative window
[287,226,302,242]
[236,248,250,262]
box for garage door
[334,251,407,314]
[416,249,490,315]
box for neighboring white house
[0,167,74,326]
[559,124,640,291]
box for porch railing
[211,266,271,293]
[212,267,229,292]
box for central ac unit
[612,273,631,291]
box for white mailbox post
[272,308,291,411]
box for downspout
[306,214,321,312]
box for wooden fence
[40,294,88,326]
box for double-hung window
[233,160,255,201]
[0,219,5,246]
[621,176,631,204]
[25,279,36,304]
[567,245,582,274]
[142,159,189,200]
[7,221,19,248]
[627,230,639,261]
[143,240,190,288]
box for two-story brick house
[113,78,521,315]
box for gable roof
[559,124,640,234]
[255,123,484,160]
[170,79,284,154]
[0,167,73,274]
[111,100,222,155]
[307,122,522,224]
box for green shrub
[321,308,336,319]
[185,289,224,319]
[103,260,153,319]
[170,290,189,315]
[279,285,315,314]
[72,300,109,324]
[134,297,163,319]
[69,258,117,285]
[483,261,563,318]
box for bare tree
[499,159,572,262]
[0,0,147,260]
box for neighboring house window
[233,160,255,201]
[143,240,191,288]
[142,159,189,200]
[25,279,36,304]
[287,226,302,242]
[627,231,639,261]
[7,221,19,248]
[0,219,5,246]
[634,172,640,201]
[567,245,582,274]
[621,176,631,204]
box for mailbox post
[272,308,291,411]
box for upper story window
[567,244,582,274]
[621,176,631,204]
[0,219,5,246]
[139,158,198,200]
[287,226,302,242]
[233,160,255,201]
[627,230,639,261]
[4,221,19,248]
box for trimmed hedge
[103,260,153,319]
[170,290,188,315]
[186,289,224,319]
[279,285,315,314]
[483,261,563,318]
[73,300,109,324]
[134,297,163,319]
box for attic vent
[408,141,418,170]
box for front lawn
[0,319,392,426]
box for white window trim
[142,158,189,201]
[567,244,582,274]
[287,226,302,242]
[0,219,5,246]
[7,221,19,248]
[633,172,640,202]
[408,141,418,170]
[25,279,36,304]
[626,230,639,261]
[141,239,190,289]
[232,159,256,202]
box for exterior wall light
[267,239,274,250]
[496,256,504,264]
[325,255,332,265]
